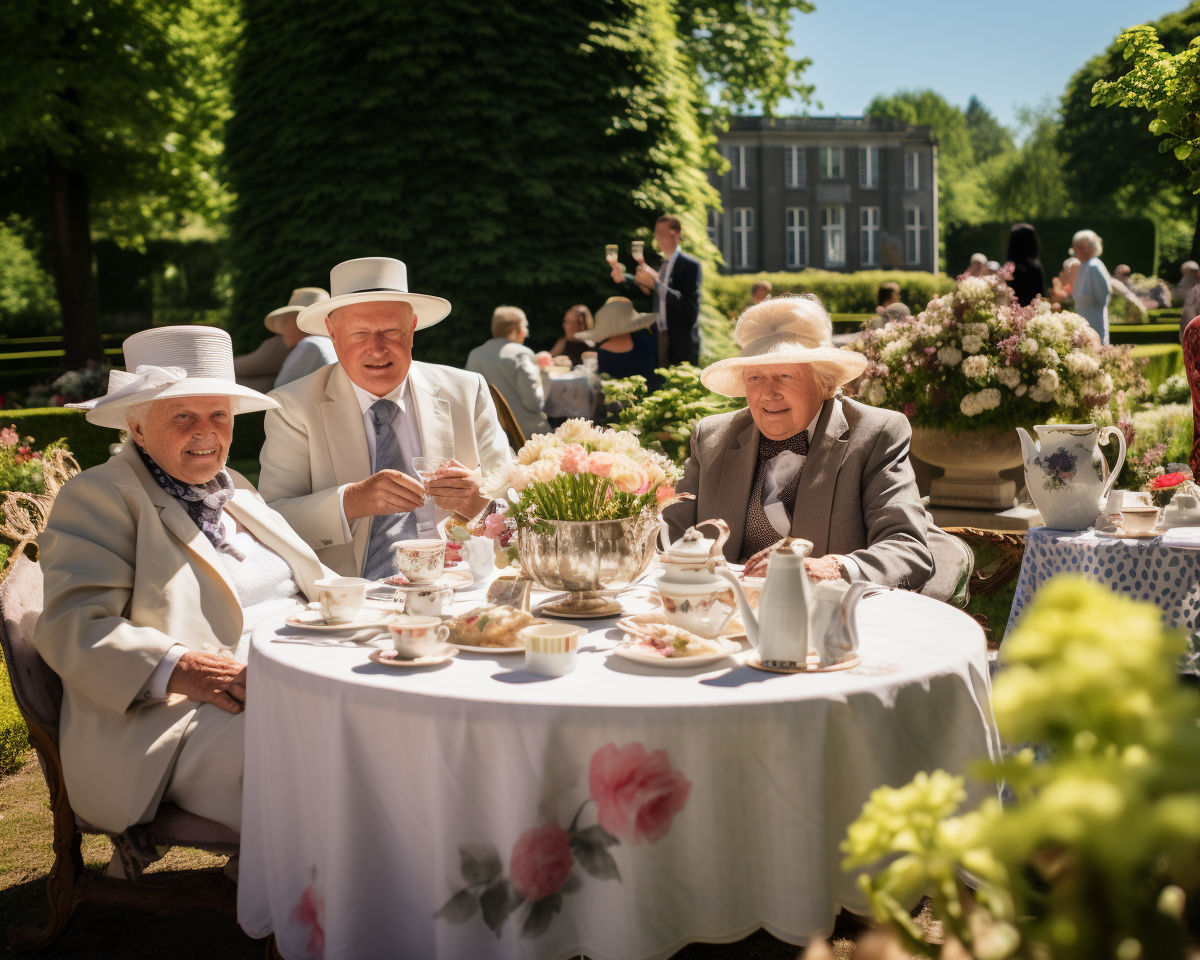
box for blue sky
[781,0,1180,132]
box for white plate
[451,642,526,654]
[617,614,746,643]
[369,646,457,667]
[610,638,738,668]
[286,609,396,632]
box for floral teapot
[654,520,737,639]
[716,540,871,669]
[1017,424,1127,530]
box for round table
[542,369,600,421]
[237,578,998,960]
[1005,526,1200,641]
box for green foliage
[965,96,1015,164]
[1131,343,1183,394]
[844,576,1200,960]
[981,105,1073,224]
[706,270,953,321]
[0,218,60,339]
[946,218,1158,280]
[603,363,744,464]
[0,660,28,778]
[1154,372,1191,405]
[0,410,117,471]
[1117,401,1193,489]
[226,0,719,365]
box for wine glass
[412,456,452,505]
[605,244,618,264]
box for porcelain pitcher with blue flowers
[1016,424,1127,530]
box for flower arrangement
[842,576,1200,960]
[485,419,681,527]
[851,269,1145,432]
[1149,470,1192,507]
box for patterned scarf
[136,444,245,561]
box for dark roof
[721,115,935,141]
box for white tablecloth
[238,580,998,960]
[542,369,599,420]
[1006,526,1200,641]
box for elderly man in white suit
[258,257,510,579]
[35,326,332,875]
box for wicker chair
[487,383,527,452]
[0,490,239,951]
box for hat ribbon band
[101,365,187,404]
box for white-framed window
[904,151,920,190]
[784,146,806,188]
[821,205,845,267]
[706,208,721,247]
[785,208,808,269]
[818,146,843,179]
[729,145,748,189]
[905,205,924,265]
[859,146,880,188]
[733,207,755,268]
[860,207,880,266]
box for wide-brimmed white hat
[700,296,868,398]
[296,257,451,336]
[68,326,279,429]
[264,287,330,334]
[574,297,656,345]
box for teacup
[389,616,451,659]
[519,623,586,677]
[314,577,370,624]
[655,579,737,639]
[393,539,446,583]
[403,583,452,617]
[1106,489,1152,513]
[1121,505,1160,535]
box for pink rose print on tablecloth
[509,823,574,902]
[589,742,693,845]
[436,741,691,940]
[290,880,325,959]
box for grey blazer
[664,397,935,590]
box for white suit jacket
[258,361,510,576]
[465,338,550,439]
[33,441,330,833]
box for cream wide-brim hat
[700,296,868,398]
[296,257,451,336]
[68,326,279,429]
[264,287,330,334]
[574,297,656,345]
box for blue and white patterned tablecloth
[1005,527,1200,642]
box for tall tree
[1059,2,1200,262]
[226,0,719,363]
[980,106,1071,224]
[964,96,1015,164]
[0,0,235,366]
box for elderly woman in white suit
[34,326,333,863]
[1071,229,1112,343]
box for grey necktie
[362,399,418,580]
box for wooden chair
[0,487,239,951]
[487,383,527,452]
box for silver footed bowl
[517,512,659,618]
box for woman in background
[1071,229,1112,343]
[578,297,661,391]
[549,305,593,367]
[1007,223,1045,307]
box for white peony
[962,322,990,338]
[1038,347,1060,367]
[977,388,1001,411]
[881,338,912,362]
[1055,388,1076,407]
[996,366,1021,389]
[961,335,985,354]
[960,394,979,416]
[962,355,990,378]
[1029,386,1054,403]
[1065,351,1100,377]
[1015,383,1028,397]
[937,345,963,367]
[958,277,990,301]
[1021,338,1039,355]
[1036,368,1060,393]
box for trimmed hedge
[1131,344,1183,393]
[946,218,1157,278]
[1,409,119,469]
[706,270,954,321]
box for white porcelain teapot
[716,540,871,669]
[654,520,737,639]
[1017,424,1126,530]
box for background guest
[234,288,329,392]
[966,253,987,277]
[1071,229,1112,343]
[272,289,338,388]
[1113,264,1132,284]
[1051,257,1080,306]
[1177,261,1199,305]
[1006,223,1045,307]
[549,304,593,366]
[751,281,772,306]
[466,306,550,440]
[1181,283,1200,344]
[984,260,1000,276]
[579,297,661,390]
[875,281,901,314]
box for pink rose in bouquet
[559,443,590,475]
[482,511,509,539]
[611,462,647,495]
[588,742,693,846]
[587,451,616,478]
[655,485,677,506]
[509,823,573,902]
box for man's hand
[343,469,426,522]
[609,262,626,284]
[743,539,846,582]
[635,263,659,287]
[424,460,490,519]
[167,652,247,714]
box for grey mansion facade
[709,117,939,274]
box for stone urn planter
[911,427,1026,510]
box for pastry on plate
[446,604,540,648]
[624,622,725,659]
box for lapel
[408,362,455,462]
[321,364,372,489]
[715,409,760,561]
[792,398,849,555]
[121,444,243,633]
[225,490,325,600]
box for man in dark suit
[610,215,702,366]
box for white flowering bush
[851,269,1146,432]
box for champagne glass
[631,240,644,265]
[412,456,452,505]
[605,244,618,264]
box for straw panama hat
[700,296,868,398]
[574,297,656,344]
[264,287,330,334]
[296,257,451,336]
[67,326,279,429]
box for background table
[238,579,998,960]
[542,368,600,421]
[1005,526,1200,640]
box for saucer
[380,569,475,592]
[287,610,396,632]
[1115,528,1163,539]
[745,652,862,674]
[610,637,739,669]
[617,613,746,643]
[369,646,457,667]
[451,642,526,654]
